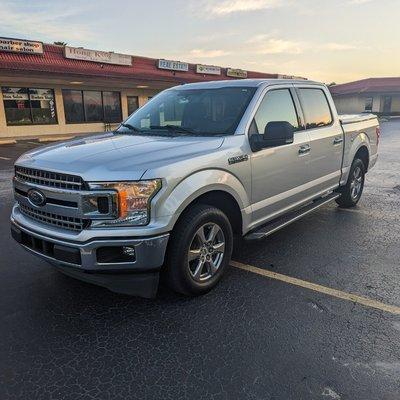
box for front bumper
[10,217,170,298]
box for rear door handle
[333,137,343,145]
[298,144,311,155]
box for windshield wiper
[119,123,141,132]
[149,125,209,136]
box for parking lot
[1,121,400,400]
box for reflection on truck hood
[16,132,225,182]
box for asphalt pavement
[0,123,400,400]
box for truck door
[295,86,343,195]
[249,86,311,227]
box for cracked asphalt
[1,121,400,400]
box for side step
[245,192,341,241]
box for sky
[0,0,399,83]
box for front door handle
[298,144,311,155]
[333,137,343,145]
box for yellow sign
[226,68,248,78]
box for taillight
[376,126,380,145]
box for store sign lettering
[226,68,248,78]
[2,92,29,100]
[158,59,189,72]
[0,37,43,55]
[196,64,221,75]
[64,46,132,66]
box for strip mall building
[0,37,285,142]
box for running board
[245,193,341,241]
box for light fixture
[70,81,84,85]
[137,85,149,89]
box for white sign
[0,37,43,55]
[64,46,132,66]
[2,92,29,100]
[226,68,248,79]
[196,64,221,75]
[278,74,307,80]
[29,93,54,101]
[158,59,189,72]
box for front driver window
[250,89,299,135]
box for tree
[53,41,67,46]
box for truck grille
[19,204,88,232]
[15,166,84,191]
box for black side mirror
[263,121,294,146]
[249,121,295,152]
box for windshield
[117,87,256,136]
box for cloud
[248,35,306,54]
[206,0,282,16]
[247,34,362,54]
[189,49,231,58]
[324,42,358,51]
[0,2,95,44]
[348,0,373,4]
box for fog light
[97,246,136,263]
[122,246,136,258]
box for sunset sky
[1,0,399,83]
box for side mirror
[249,121,295,152]
[263,121,294,146]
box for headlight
[88,180,161,227]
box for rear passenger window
[251,89,299,135]
[299,88,333,129]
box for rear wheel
[164,204,233,296]
[336,158,365,208]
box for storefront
[0,37,279,141]
[330,77,400,116]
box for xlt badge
[228,154,249,165]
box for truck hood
[16,132,225,181]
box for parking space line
[231,260,400,315]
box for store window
[2,87,57,125]
[83,91,103,122]
[63,90,84,123]
[364,97,373,112]
[103,91,122,122]
[127,96,139,115]
[62,90,122,123]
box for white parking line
[231,260,400,315]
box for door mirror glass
[263,121,294,146]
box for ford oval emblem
[27,189,46,207]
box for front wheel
[336,158,366,208]
[164,204,233,296]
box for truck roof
[173,79,322,90]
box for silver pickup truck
[10,79,379,298]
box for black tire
[164,204,233,296]
[336,158,366,208]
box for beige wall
[333,93,400,115]
[0,82,159,140]
[333,94,381,114]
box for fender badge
[228,155,249,165]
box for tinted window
[103,91,122,123]
[29,88,57,124]
[62,90,84,123]
[127,96,139,115]
[2,87,57,125]
[121,87,256,136]
[252,89,299,135]
[83,91,103,122]
[364,97,373,112]
[299,88,333,129]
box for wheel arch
[156,169,250,235]
[354,145,370,171]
